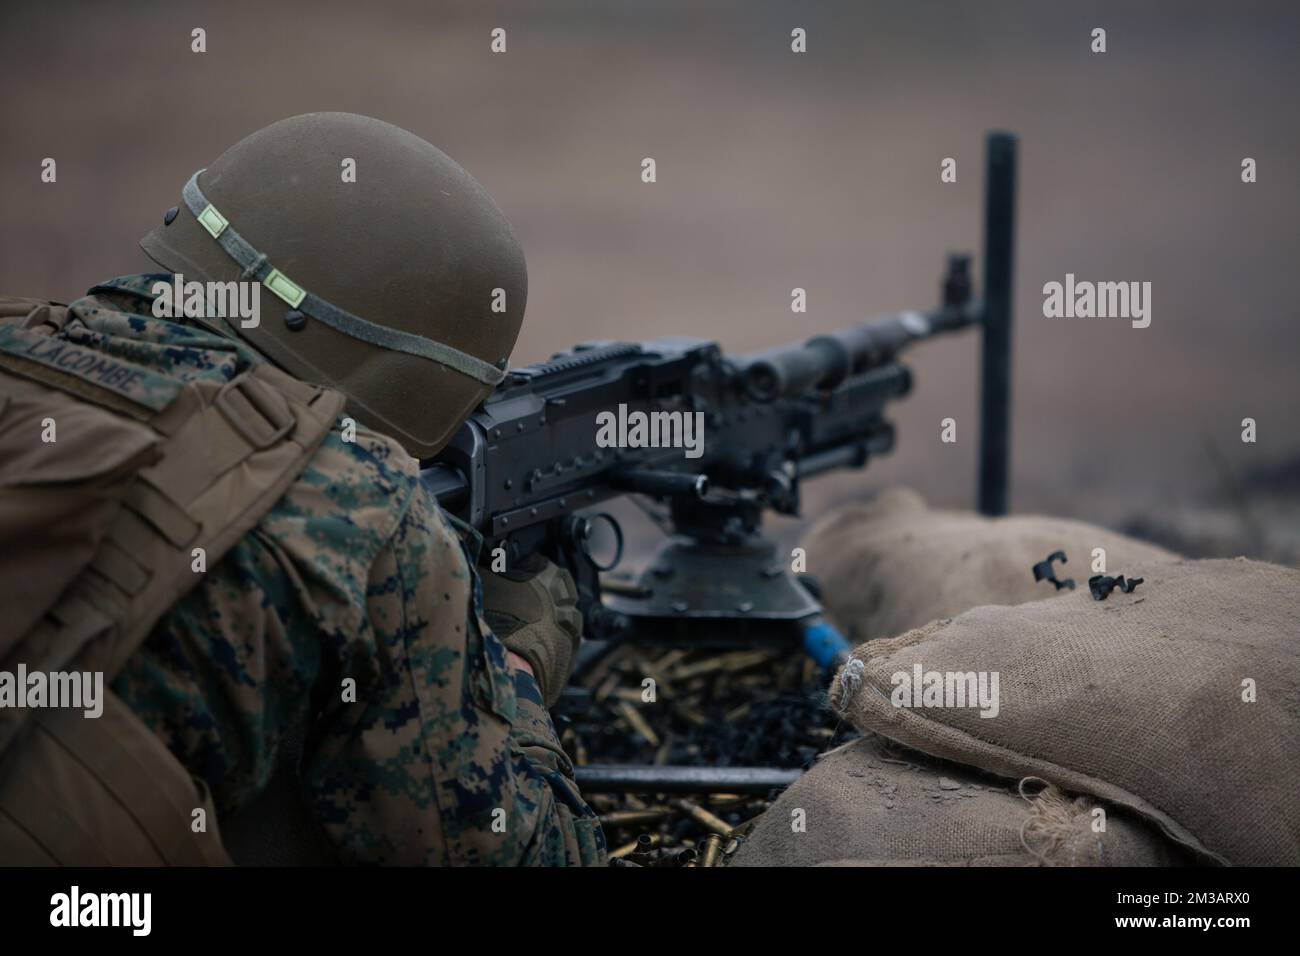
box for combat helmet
[141,112,526,458]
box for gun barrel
[612,468,709,498]
[741,301,979,402]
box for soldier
[0,112,605,865]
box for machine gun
[422,133,1017,679]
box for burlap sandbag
[803,487,1176,643]
[732,734,1185,867]
[830,558,1300,865]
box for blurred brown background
[3,0,1298,561]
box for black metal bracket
[1032,550,1075,591]
[978,132,1017,517]
[1089,574,1144,601]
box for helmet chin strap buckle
[239,253,268,282]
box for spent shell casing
[579,644,630,690]
[675,798,733,837]
[668,656,728,681]
[654,648,689,671]
[671,701,709,727]
[616,701,661,747]
[598,808,672,828]
[611,687,651,703]
[627,831,663,866]
[720,650,775,673]
[594,671,623,703]
[633,657,677,700]
[699,833,725,867]
[610,839,641,860]
[724,702,752,722]
[705,793,747,806]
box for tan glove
[479,554,583,708]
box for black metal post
[978,132,1017,516]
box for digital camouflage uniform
[71,274,604,865]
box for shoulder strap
[0,302,346,706]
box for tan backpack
[0,295,345,865]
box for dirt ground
[3,0,1297,563]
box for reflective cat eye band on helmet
[180,169,505,386]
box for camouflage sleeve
[111,428,423,818]
[304,482,607,866]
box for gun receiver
[422,263,978,647]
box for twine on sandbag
[1017,776,1104,867]
[731,736,1185,867]
[836,656,864,710]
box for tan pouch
[0,692,229,865]
[0,374,161,646]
